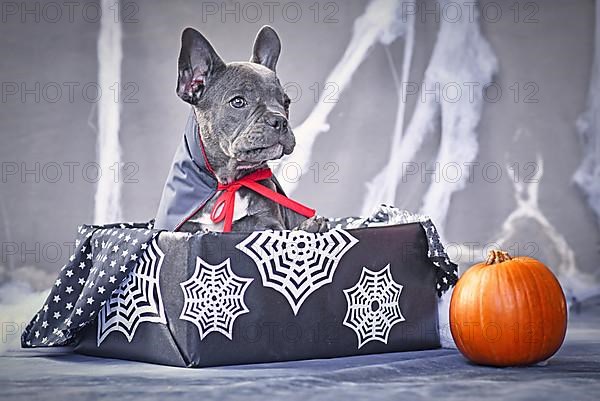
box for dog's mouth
[236,143,284,166]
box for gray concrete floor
[1,308,599,401]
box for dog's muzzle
[231,113,295,163]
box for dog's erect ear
[177,27,225,104]
[250,26,281,72]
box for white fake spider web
[236,229,358,315]
[180,257,253,340]
[343,264,405,349]
[97,238,166,346]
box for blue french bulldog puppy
[154,26,329,233]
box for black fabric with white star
[419,220,458,296]
[21,221,158,348]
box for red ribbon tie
[210,168,315,232]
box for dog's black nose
[267,115,288,131]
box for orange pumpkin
[450,249,567,366]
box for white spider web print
[236,229,358,315]
[97,238,166,346]
[180,257,253,340]
[343,264,405,349]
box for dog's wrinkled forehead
[213,62,286,104]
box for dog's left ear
[250,26,281,72]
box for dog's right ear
[177,27,225,105]
[251,26,281,72]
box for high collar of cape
[154,110,287,231]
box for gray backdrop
[1,0,599,298]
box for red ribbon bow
[210,168,316,232]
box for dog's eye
[229,96,247,109]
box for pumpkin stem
[486,249,513,265]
